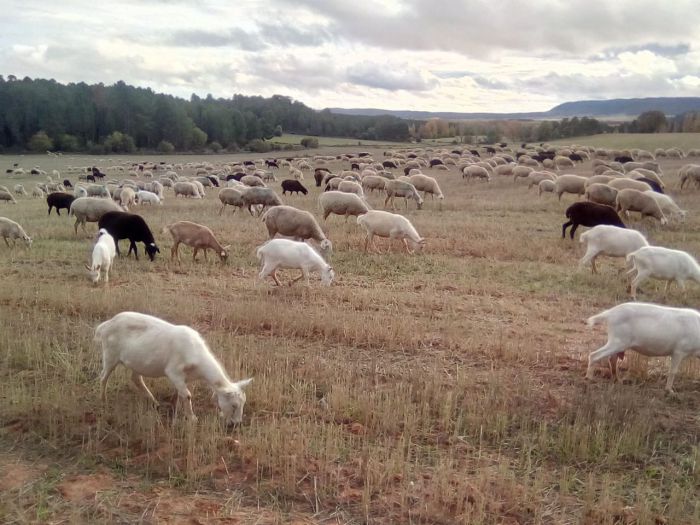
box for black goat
[47,192,75,216]
[98,211,160,261]
[562,202,626,239]
[63,179,73,188]
[281,179,308,195]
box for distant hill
[328,97,700,121]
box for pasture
[1,146,699,524]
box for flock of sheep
[2,143,700,425]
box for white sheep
[0,190,17,204]
[261,205,332,254]
[642,191,686,221]
[0,217,32,248]
[384,180,423,210]
[13,184,27,196]
[173,181,201,199]
[94,311,253,424]
[357,210,425,254]
[586,302,700,392]
[408,174,444,201]
[318,191,370,221]
[626,246,700,299]
[579,225,648,274]
[337,180,365,198]
[256,238,334,286]
[86,229,117,284]
[136,190,161,205]
[538,179,555,196]
[554,174,587,200]
[69,197,123,235]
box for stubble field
[0,145,699,524]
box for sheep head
[217,378,253,425]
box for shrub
[103,131,136,153]
[248,139,271,153]
[300,137,319,148]
[273,125,283,137]
[157,140,175,153]
[55,133,80,152]
[27,131,53,152]
[209,141,222,153]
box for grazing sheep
[280,180,307,196]
[0,217,32,248]
[218,187,246,214]
[0,190,17,204]
[628,168,664,189]
[679,164,700,189]
[241,187,283,216]
[73,186,88,198]
[173,181,201,199]
[562,202,626,239]
[361,175,387,194]
[538,179,556,196]
[256,238,334,286]
[86,229,117,284]
[144,181,164,199]
[584,175,615,188]
[119,187,136,210]
[13,184,27,196]
[615,189,667,225]
[97,211,160,261]
[47,192,76,216]
[526,171,556,189]
[241,175,265,188]
[318,191,370,221]
[337,180,365,198]
[357,210,425,254]
[163,221,230,263]
[554,174,587,200]
[553,156,575,170]
[585,303,700,392]
[463,165,491,181]
[608,178,653,193]
[642,191,686,221]
[136,190,161,205]
[32,185,45,198]
[69,197,124,235]
[584,183,619,207]
[579,225,648,274]
[95,311,253,424]
[261,205,332,255]
[384,180,423,210]
[408,174,444,200]
[86,185,111,198]
[627,246,700,299]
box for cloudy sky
[2,0,700,113]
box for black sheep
[31,168,40,175]
[637,177,664,194]
[484,146,496,154]
[407,153,417,159]
[429,159,444,168]
[47,192,75,216]
[63,179,73,188]
[403,166,412,176]
[265,159,279,169]
[206,175,220,187]
[351,163,360,171]
[243,160,255,166]
[314,169,329,187]
[615,156,634,164]
[98,211,160,261]
[87,174,95,182]
[382,160,398,169]
[226,172,246,182]
[569,153,583,163]
[562,202,626,239]
[281,179,308,196]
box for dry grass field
[1,144,699,524]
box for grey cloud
[346,63,437,91]
[165,29,264,51]
[255,22,334,47]
[244,54,340,91]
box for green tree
[209,141,222,152]
[157,140,175,153]
[55,133,80,151]
[300,136,319,148]
[28,131,53,152]
[636,110,667,133]
[273,125,283,137]
[190,127,208,150]
[103,131,136,152]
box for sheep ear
[235,378,253,390]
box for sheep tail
[586,311,608,329]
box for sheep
[562,202,626,239]
[218,187,246,215]
[69,197,124,235]
[579,225,648,274]
[86,185,111,198]
[0,190,17,204]
[163,221,230,263]
[144,181,164,199]
[136,190,161,205]
[97,211,160,261]
[261,205,332,254]
[608,178,652,193]
[32,185,45,198]
[408,174,444,201]
[554,174,587,201]
[337,180,365,198]
[13,184,27,196]
[256,238,334,286]
[47,192,76,216]
[626,246,700,300]
[361,175,387,194]
[173,181,201,199]
[384,179,423,210]
[615,189,667,225]
[86,229,117,284]
[678,164,700,190]
[74,186,88,198]
[585,302,700,392]
[241,175,265,188]
[119,187,137,210]
[241,187,283,216]
[319,191,370,221]
[526,171,556,189]
[463,165,490,181]
[95,311,253,424]
[191,179,206,197]
[643,191,686,221]
[281,179,307,196]
[553,155,575,170]
[0,217,32,248]
[584,183,619,207]
[538,179,556,196]
[357,210,425,254]
[628,168,664,189]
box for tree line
[0,76,412,153]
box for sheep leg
[630,271,648,300]
[289,271,305,286]
[371,237,382,254]
[193,248,198,262]
[99,357,120,403]
[166,371,197,422]
[171,242,180,262]
[270,269,282,286]
[562,221,572,239]
[586,339,626,380]
[131,372,159,406]
[665,353,684,394]
[590,256,598,274]
[403,238,413,254]
[569,223,578,240]
[2,237,9,248]
[203,249,209,262]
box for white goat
[86,229,117,284]
[256,238,334,286]
[579,225,648,274]
[357,210,425,254]
[94,311,253,424]
[627,246,700,299]
[586,302,700,393]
